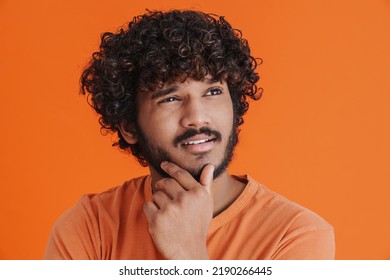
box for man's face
[135,77,237,181]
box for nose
[180,98,210,128]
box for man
[45,10,335,259]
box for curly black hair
[80,9,262,166]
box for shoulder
[245,176,335,259]
[81,175,149,211]
[44,175,149,259]
[246,175,333,229]
[60,174,149,226]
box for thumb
[199,164,215,195]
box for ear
[118,121,138,144]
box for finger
[143,201,158,223]
[200,164,215,195]
[155,178,184,199]
[160,161,199,190]
[152,190,171,209]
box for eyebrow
[150,86,178,100]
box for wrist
[167,245,209,260]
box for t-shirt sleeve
[44,196,101,260]
[270,211,335,260]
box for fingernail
[161,161,168,166]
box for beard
[134,124,238,182]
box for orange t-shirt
[44,175,335,259]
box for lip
[181,138,216,153]
[180,134,216,144]
[179,134,216,154]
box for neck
[149,167,246,217]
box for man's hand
[143,161,214,260]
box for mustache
[174,127,222,146]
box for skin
[144,161,214,259]
[120,77,246,259]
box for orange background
[1,0,389,259]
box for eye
[158,96,179,104]
[205,87,223,96]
